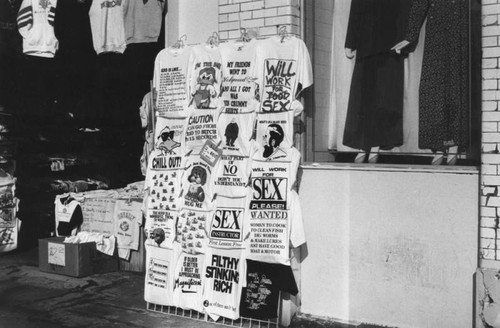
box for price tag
[200,140,222,167]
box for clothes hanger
[206,32,220,48]
[237,28,251,43]
[278,25,289,43]
[171,34,187,49]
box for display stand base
[147,303,280,328]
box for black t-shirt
[239,259,298,320]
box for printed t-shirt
[255,110,295,152]
[144,244,180,306]
[218,108,256,156]
[213,154,251,198]
[185,106,221,154]
[202,247,246,321]
[154,116,187,155]
[252,36,313,114]
[54,196,82,236]
[219,40,258,113]
[113,199,142,251]
[207,195,248,249]
[89,0,126,54]
[153,46,193,118]
[172,252,205,312]
[180,153,215,211]
[239,259,298,319]
[145,208,177,249]
[187,44,222,110]
[175,207,211,255]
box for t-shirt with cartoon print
[175,207,211,255]
[180,153,216,211]
[255,110,295,152]
[154,116,187,156]
[202,247,246,321]
[251,36,313,114]
[207,195,249,249]
[153,46,193,118]
[218,108,256,156]
[172,252,205,312]
[187,44,222,110]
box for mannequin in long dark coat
[343,0,410,160]
[398,0,469,156]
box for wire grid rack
[147,303,280,328]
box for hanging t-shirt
[114,199,142,251]
[187,44,222,110]
[252,36,313,114]
[185,106,221,154]
[218,109,256,156]
[153,46,193,118]
[54,196,82,237]
[154,116,187,155]
[219,40,258,113]
[88,0,126,54]
[239,259,298,320]
[122,0,164,44]
[202,247,246,321]
[181,153,215,210]
[145,149,185,215]
[176,207,211,255]
[145,208,177,249]
[172,252,205,312]
[144,244,180,306]
[213,154,251,198]
[255,111,295,153]
[17,0,59,57]
[207,195,248,249]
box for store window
[302,0,481,166]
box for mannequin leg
[368,146,380,163]
[431,151,445,165]
[446,145,459,165]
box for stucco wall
[298,165,478,328]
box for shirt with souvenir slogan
[144,244,180,306]
[244,148,304,266]
[255,111,295,157]
[202,247,246,321]
[153,46,193,118]
[175,207,211,255]
[113,199,142,251]
[181,153,215,211]
[154,116,187,156]
[213,153,252,198]
[252,36,313,114]
[207,195,248,249]
[239,259,298,320]
[184,106,221,154]
[172,252,205,312]
[219,40,259,113]
[218,109,256,156]
[188,44,222,110]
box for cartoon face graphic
[262,123,284,158]
[185,166,207,202]
[150,228,165,246]
[157,127,180,154]
[197,67,217,86]
[224,119,239,147]
[192,67,218,109]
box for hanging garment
[180,153,215,211]
[113,199,142,251]
[404,0,469,152]
[88,0,126,54]
[342,0,409,151]
[144,243,180,306]
[239,259,298,320]
[251,36,313,114]
[207,195,248,249]
[54,195,83,237]
[122,0,164,44]
[217,109,256,156]
[184,106,221,154]
[176,207,211,255]
[17,0,58,57]
[153,46,193,118]
[172,252,205,312]
[219,39,258,113]
[213,153,252,198]
[202,247,246,321]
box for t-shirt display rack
[142,27,312,328]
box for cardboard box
[38,237,118,277]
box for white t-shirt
[144,208,177,249]
[213,154,251,198]
[187,44,222,110]
[176,207,211,255]
[184,106,221,154]
[252,36,313,114]
[202,247,246,321]
[153,47,193,118]
[207,195,248,249]
[154,116,187,155]
[217,109,256,156]
[219,40,258,113]
[180,153,215,210]
[255,110,295,152]
[89,0,126,54]
[144,244,180,306]
[114,199,142,251]
[172,252,205,312]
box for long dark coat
[405,0,469,152]
[343,0,409,151]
